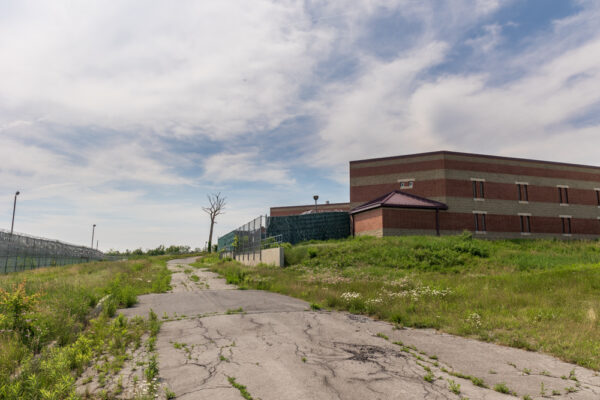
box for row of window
[471,179,600,206]
[473,212,576,235]
[400,178,600,206]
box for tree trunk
[207,217,215,253]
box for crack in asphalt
[133,257,600,400]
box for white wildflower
[340,292,361,300]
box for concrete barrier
[221,247,284,267]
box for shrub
[0,281,40,344]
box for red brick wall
[382,208,438,230]
[351,157,600,182]
[353,209,383,233]
[351,179,446,205]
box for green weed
[494,382,511,394]
[228,376,254,400]
[447,379,461,394]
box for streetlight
[91,224,96,248]
[313,195,319,213]
[10,191,20,235]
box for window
[471,178,485,200]
[398,178,414,190]
[473,212,487,233]
[560,216,572,235]
[595,189,600,206]
[519,213,531,234]
[557,185,569,205]
[517,182,529,202]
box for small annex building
[350,190,448,237]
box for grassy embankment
[0,255,177,400]
[204,234,600,370]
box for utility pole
[10,191,20,234]
[91,224,96,248]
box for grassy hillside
[208,234,600,370]
[0,255,176,399]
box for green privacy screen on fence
[218,212,351,251]
[267,212,350,245]
[218,231,237,252]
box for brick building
[349,151,600,238]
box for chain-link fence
[0,229,111,274]
[218,212,351,254]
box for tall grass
[210,235,600,370]
[0,256,174,399]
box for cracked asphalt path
[120,257,600,400]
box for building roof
[349,150,600,171]
[350,191,448,215]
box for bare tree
[203,193,226,253]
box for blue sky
[1,0,600,250]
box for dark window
[596,190,600,206]
[472,180,485,199]
[561,217,572,234]
[474,213,486,232]
[518,184,529,202]
[558,187,569,204]
[558,187,563,203]
[520,215,531,233]
[400,181,414,189]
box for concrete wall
[223,247,284,267]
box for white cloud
[466,24,503,53]
[0,1,335,140]
[310,42,449,167]
[202,151,295,186]
[310,5,600,171]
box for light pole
[91,224,96,248]
[10,191,20,235]
[313,195,319,213]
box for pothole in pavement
[335,342,405,363]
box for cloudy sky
[1,0,600,250]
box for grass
[228,376,254,400]
[447,379,461,394]
[0,255,175,399]
[494,382,511,394]
[208,234,600,370]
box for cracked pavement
[120,257,600,399]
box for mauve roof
[350,191,448,214]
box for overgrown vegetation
[0,256,173,399]
[107,245,203,257]
[209,234,600,370]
